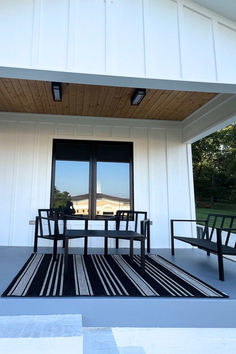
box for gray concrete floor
[0,246,236,327]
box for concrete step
[0,314,83,354]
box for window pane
[96,162,130,216]
[54,160,89,215]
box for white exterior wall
[0,0,236,85]
[0,113,195,248]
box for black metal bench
[171,214,236,280]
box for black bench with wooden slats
[171,214,236,280]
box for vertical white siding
[1,0,236,84]
[0,113,194,248]
[181,6,216,81]
[216,23,236,82]
[69,0,106,73]
[38,0,69,70]
[144,0,180,79]
[0,0,34,68]
[106,0,145,77]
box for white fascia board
[182,93,236,143]
[0,111,182,129]
[1,66,236,94]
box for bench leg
[116,239,119,249]
[147,222,150,253]
[171,220,175,256]
[130,240,133,263]
[216,229,224,281]
[207,251,210,256]
[64,238,69,274]
[104,238,108,255]
[141,239,145,274]
[217,250,224,281]
[53,239,57,262]
[84,237,88,256]
[34,236,38,253]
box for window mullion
[89,142,97,218]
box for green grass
[196,205,236,229]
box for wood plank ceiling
[0,78,217,121]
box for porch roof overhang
[0,77,217,122]
[0,66,236,143]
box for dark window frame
[50,139,134,219]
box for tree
[192,124,236,206]
[53,187,71,208]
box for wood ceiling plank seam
[35,80,48,114]
[67,83,78,116]
[110,87,129,117]
[142,91,176,119]
[95,85,107,117]
[156,91,190,120]
[167,92,216,120]
[89,86,101,116]
[18,80,38,114]
[3,79,26,113]
[175,93,217,120]
[62,83,70,116]
[12,79,29,112]
[148,91,183,119]
[25,80,42,113]
[99,86,116,118]
[0,81,13,111]
[114,87,134,118]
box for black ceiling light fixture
[130,88,146,105]
[51,82,62,102]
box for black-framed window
[51,139,134,218]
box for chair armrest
[37,216,57,222]
[170,219,207,239]
[140,219,150,236]
[171,219,207,223]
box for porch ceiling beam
[1,66,236,95]
[182,94,236,143]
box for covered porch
[0,66,236,328]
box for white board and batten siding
[0,113,195,248]
[0,0,236,84]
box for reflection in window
[96,162,130,216]
[54,160,89,215]
[52,140,133,218]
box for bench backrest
[202,214,236,247]
[116,210,147,233]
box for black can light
[131,88,146,105]
[51,82,62,102]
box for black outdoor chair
[34,209,64,261]
[34,208,86,260]
[114,210,151,253]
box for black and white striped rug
[2,254,227,298]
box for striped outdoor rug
[2,254,227,298]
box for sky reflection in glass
[55,160,89,196]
